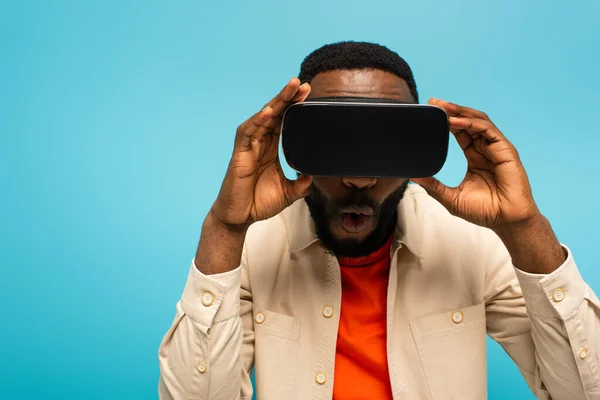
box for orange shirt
[333,236,394,400]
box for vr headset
[281,97,449,178]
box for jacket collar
[283,183,426,259]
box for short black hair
[298,41,419,103]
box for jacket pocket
[410,302,487,400]
[253,307,301,400]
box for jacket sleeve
[484,237,600,399]
[158,252,255,400]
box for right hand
[211,78,313,228]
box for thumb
[410,177,457,210]
[284,174,313,205]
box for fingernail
[262,106,271,113]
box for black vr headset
[281,97,449,178]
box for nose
[341,177,377,189]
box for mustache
[314,187,378,214]
[335,191,376,209]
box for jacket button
[315,372,326,385]
[196,361,207,373]
[552,288,566,302]
[451,311,464,324]
[201,291,214,306]
[255,312,266,324]
[578,348,589,360]
[322,306,334,318]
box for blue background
[1,1,598,399]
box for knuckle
[512,145,521,159]
[236,123,246,135]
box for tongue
[342,213,368,229]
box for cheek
[377,178,408,198]
[312,177,342,197]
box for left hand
[411,98,541,230]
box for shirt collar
[393,183,425,259]
[284,183,426,259]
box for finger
[239,78,302,137]
[264,78,303,118]
[449,123,490,164]
[291,82,311,103]
[283,173,313,205]
[236,79,309,151]
[265,82,311,129]
[262,83,309,132]
[448,126,495,171]
[236,106,274,149]
[253,81,311,140]
[450,117,521,166]
[429,98,490,120]
[452,129,473,152]
[409,177,458,211]
[448,117,505,143]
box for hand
[411,98,541,230]
[211,78,313,228]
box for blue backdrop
[1,1,598,399]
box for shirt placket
[387,241,406,399]
[311,252,342,400]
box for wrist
[492,212,546,240]
[195,208,249,275]
[493,213,566,274]
[206,206,250,236]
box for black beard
[304,181,409,258]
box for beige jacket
[158,184,600,399]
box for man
[158,42,600,399]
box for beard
[304,181,409,258]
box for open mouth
[339,206,374,233]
